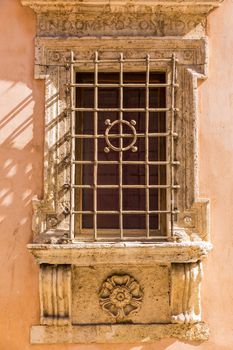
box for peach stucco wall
[0,0,233,349]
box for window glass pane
[122,165,145,185]
[81,215,93,230]
[82,189,93,211]
[97,189,119,211]
[97,215,119,230]
[98,165,119,185]
[123,189,145,211]
[123,215,146,230]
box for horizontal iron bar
[71,132,174,139]
[72,210,179,214]
[71,58,174,64]
[75,236,169,241]
[72,184,180,189]
[72,107,178,112]
[69,83,179,88]
[72,160,180,165]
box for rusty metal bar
[71,57,173,64]
[72,184,180,189]
[145,54,150,238]
[70,51,75,240]
[72,107,173,112]
[72,132,175,139]
[119,53,124,239]
[72,160,180,165]
[72,210,179,214]
[69,83,179,88]
[93,51,98,239]
[74,235,169,241]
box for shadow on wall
[0,92,34,233]
[0,0,44,246]
[0,82,44,276]
[0,78,46,350]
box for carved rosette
[99,274,143,320]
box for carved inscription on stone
[37,12,205,37]
[99,274,143,320]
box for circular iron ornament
[104,119,138,153]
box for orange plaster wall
[0,0,232,349]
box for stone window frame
[32,36,210,244]
[20,0,224,344]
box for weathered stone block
[72,264,170,324]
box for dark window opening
[74,72,167,240]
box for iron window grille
[68,51,179,241]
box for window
[23,0,217,339]
[70,52,179,241]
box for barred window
[70,52,179,241]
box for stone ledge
[27,241,212,265]
[21,0,223,13]
[30,322,209,343]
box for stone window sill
[28,241,212,265]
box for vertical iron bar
[158,78,161,233]
[170,54,176,238]
[145,54,150,238]
[70,51,75,240]
[94,51,98,239]
[119,53,124,239]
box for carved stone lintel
[171,262,203,324]
[35,12,207,38]
[39,264,71,325]
[21,0,223,16]
[21,0,224,40]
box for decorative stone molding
[39,264,71,325]
[21,0,223,40]
[171,262,203,324]
[21,0,223,15]
[21,0,224,343]
[30,323,210,343]
[177,199,210,241]
[36,12,206,38]
[99,274,143,320]
[27,242,212,265]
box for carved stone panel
[35,12,206,38]
[71,264,170,324]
